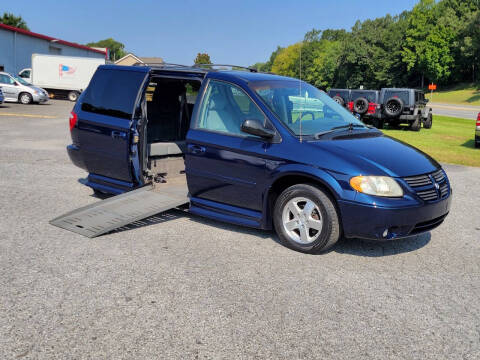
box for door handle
[188,144,206,154]
[111,131,127,139]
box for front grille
[404,174,432,187]
[403,169,450,202]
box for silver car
[0,72,49,104]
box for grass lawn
[427,83,480,106]
[382,115,479,167]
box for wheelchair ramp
[50,183,188,238]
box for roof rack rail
[192,64,258,72]
[133,62,191,68]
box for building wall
[115,55,140,66]
[0,28,105,75]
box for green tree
[271,43,303,78]
[0,12,29,30]
[194,53,212,65]
[86,38,126,62]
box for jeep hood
[313,134,439,177]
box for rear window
[81,69,146,120]
[383,90,409,105]
[351,91,378,103]
[328,90,350,101]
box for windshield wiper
[314,123,366,139]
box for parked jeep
[348,90,383,127]
[380,88,432,131]
[327,89,350,108]
[64,64,451,253]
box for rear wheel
[475,141,480,149]
[19,92,32,104]
[423,112,433,129]
[384,97,403,117]
[68,91,80,102]
[273,184,340,254]
[332,96,345,107]
[353,97,369,115]
[410,115,421,131]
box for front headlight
[350,176,403,197]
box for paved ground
[430,102,480,120]
[0,100,479,359]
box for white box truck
[18,54,105,101]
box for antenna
[299,43,303,143]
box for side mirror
[241,119,275,139]
[424,98,429,104]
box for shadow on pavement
[93,195,431,257]
[334,232,431,257]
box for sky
[5,0,419,65]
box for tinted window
[195,80,265,136]
[0,74,15,85]
[81,69,146,120]
[252,80,365,136]
[383,90,409,105]
[351,91,378,103]
[328,90,350,101]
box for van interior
[143,77,202,185]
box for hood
[309,134,439,177]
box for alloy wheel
[281,197,323,244]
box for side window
[195,80,265,136]
[81,69,146,120]
[0,74,14,85]
[20,70,30,78]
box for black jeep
[327,89,350,108]
[379,88,432,131]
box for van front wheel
[273,184,340,254]
[19,92,32,104]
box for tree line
[252,0,480,90]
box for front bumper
[338,194,452,240]
[32,93,49,103]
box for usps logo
[59,64,76,77]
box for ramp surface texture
[50,183,188,238]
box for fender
[259,163,349,229]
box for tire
[384,97,403,117]
[332,96,345,107]
[273,184,340,254]
[410,115,421,131]
[372,118,384,129]
[19,92,33,105]
[423,112,433,129]
[353,97,369,115]
[68,91,80,102]
[475,141,480,149]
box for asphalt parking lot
[1,100,479,359]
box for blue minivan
[67,64,451,253]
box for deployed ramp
[50,183,188,238]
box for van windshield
[250,80,365,136]
[14,76,31,86]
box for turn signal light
[69,111,78,131]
